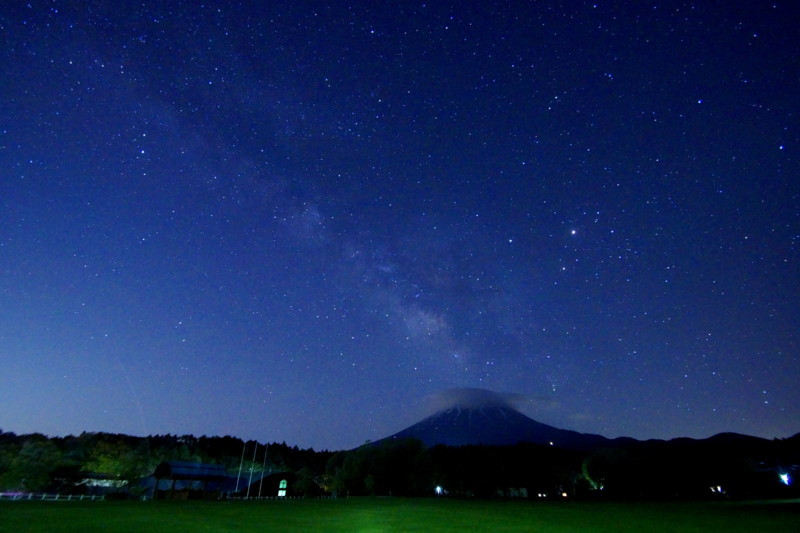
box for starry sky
[1,1,798,451]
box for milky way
[1,1,798,449]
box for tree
[325,439,432,496]
[1,436,63,491]
[294,466,318,497]
[84,438,151,484]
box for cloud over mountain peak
[428,388,526,412]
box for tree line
[0,429,329,496]
[1,428,797,500]
[328,435,800,499]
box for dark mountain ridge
[378,397,777,452]
[380,403,611,451]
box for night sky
[1,1,798,451]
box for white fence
[0,492,105,501]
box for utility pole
[258,444,269,499]
[246,442,258,499]
[235,441,246,496]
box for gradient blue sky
[1,1,798,450]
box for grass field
[2,498,799,533]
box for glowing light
[779,473,790,486]
[435,485,443,495]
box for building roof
[153,461,229,481]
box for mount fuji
[379,389,613,451]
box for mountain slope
[381,404,610,450]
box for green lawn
[2,498,799,533]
